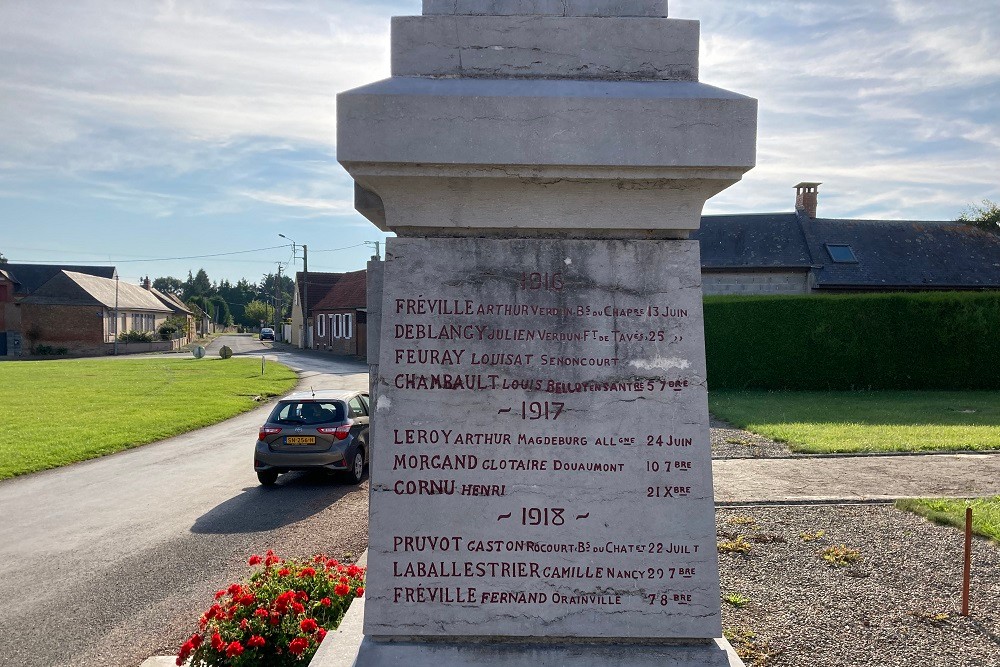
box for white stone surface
[422,0,669,17]
[366,237,721,639]
[391,16,698,80]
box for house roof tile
[313,270,367,310]
[23,271,173,311]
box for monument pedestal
[336,2,756,664]
[311,571,745,667]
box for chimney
[794,182,821,218]
[142,276,151,290]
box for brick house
[289,272,344,349]
[1,263,118,356]
[692,184,1000,295]
[19,271,172,355]
[311,270,367,359]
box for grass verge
[0,357,297,480]
[709,390,1000,454]
[896,497,1000,542]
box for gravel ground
[716,504,1000,667]
[712,416,792,458]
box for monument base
[310,570,745,667]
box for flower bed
[177,551,365,666]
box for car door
[347,395,370,461]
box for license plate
[285,436,316,445]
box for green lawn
[709,391,1000,454]
[0,357,298,480]
[896,497,1000,542]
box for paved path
[0,338,370,667]
[713,452,1000,504]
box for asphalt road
[0,336,371,667]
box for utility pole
[364,240,381,260]
[302,244,309,347]
[113,272,119,356]
[275,264,282,342]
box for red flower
[339,576,349,585]
[320,597,332,607]
[313,554,326,563]
[239,593,256,606]
[334,583,350,596]
[356,586,364,597]
[265,554,281,567]
[226,640,244,658]
[278,568,291,577]
[299,567,317,577]
[317,628,328,643]
[248,554,262,566]
[214,589,226,600]
[300,618,319,633]
[288,637,309,656]
[291,602,305,615]
[347,564,362,578]
[270,612,281,626]
[247,635,266,648]
[211,633,225,651]
[228,584,243,597]
[326,559,339,569]
[189,634,202,649]
[254,607,269,618]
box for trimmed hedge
[704,292,1000,390]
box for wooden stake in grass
[962,506,972,616]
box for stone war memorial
[326,1,757,665]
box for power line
[13,244,290,265]
[310,242,368,253]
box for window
[348,396,366,418]
[333,314,343,339]
[273,401,343,425]
[825,244,858,263]
[344,313,353,340]
[317,313,325,337]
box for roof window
[825,244,858,263]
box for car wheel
[346,449,365,484]
[257,470,278,486]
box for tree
[244,299,275,325]
[958,199,1000,233]
[260,271,294,320]
[208,295,233,326]
[152,276,184,296]
[183,268,213,300]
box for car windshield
[272,401,344,425]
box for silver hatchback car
[253,390,370,486]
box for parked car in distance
[259,327,275,341]
[254,389,370,486]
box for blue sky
[1,0,997,284]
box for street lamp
[279,234,308,347]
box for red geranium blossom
[247,635,266,648]
[334,582,350,596]
[288,637,310,656]
[225,640,244,658]
[300,618,319,633]
[356,586,365,597]
[320,597,332,607]
[248,554,262,566]
[278,568,291,577]
[317,628,328,643]
[291,602,305,615]
[210,633,224,651]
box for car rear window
[272,401,344,425]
